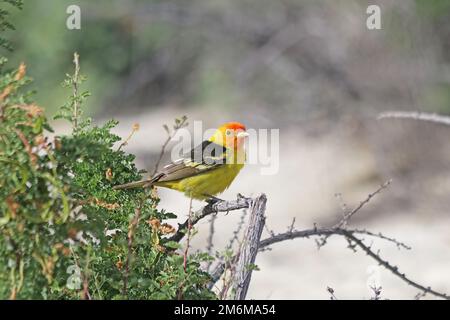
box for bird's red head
[210,122,248,149]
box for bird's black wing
[156,140,228,182]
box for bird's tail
[113,175,161,190]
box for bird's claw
[204,195,224,205]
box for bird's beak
[237,131,249,138]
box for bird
[113,122,249,201]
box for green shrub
[0,2,215,299]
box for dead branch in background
[195,184,449,300]
[378,111,450,126]
[317,179,391,248]
[232,194,267,300]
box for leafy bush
[0,2,214,299]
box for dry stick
[122,199,144,297]
[327,286,338,300]
[152,134,172,177]
[335,179,392,229]
[169,194,253,243]
[351,228,411,250]
[183,197,193,273]
[117,124,139,152]
[259,228,411,254]
[204,194,448,299]
[345,232,449,300]
[208,210,247,289]
[378,111,450,126]
[151,117,187,176]
[185,192,446,299]
[226,209,248,250]
[72,52,80,130]
[256,228,449,300]
[206,213,217,272]
[318,179,391,247]
[232,194,267,300]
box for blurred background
[10,0,450,299]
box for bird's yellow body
[155,163,244,200]
[113,122,248,201]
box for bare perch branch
[232,194,267,300]
[168,194,253,243]
[378,111,450,126]
[207,183,449,300]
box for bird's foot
[204,194,224,205]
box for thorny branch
[316,179,391,247]
[345,232,448,300]
[196,184,449,300]
[334,180,392,229]
[378,111,450,127]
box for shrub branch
[198,185,449,300]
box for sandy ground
[98,107,450,300]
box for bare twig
[152,116,188,176]
[174,187,446,300]
[169,194,253,243]
[226,209,248,250]
[122,197,145,297]
[183,197,193,273]
[206,184,448,300]
[256,228,448,300]
[369,286,382,300]
[334,179,392,229]
[264,223,276,237]
[345,233,448,300]
[206,213,217,272]
[72,52,80,130]
[378,111,450,127]
[117,123,140,151]
[327,286,338,300]
[232,194,267,300]
[352,229,411,250]
[317,180,391,248]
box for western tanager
[113,122,249,200]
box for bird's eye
[225,129,232,136]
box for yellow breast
[155,163,244,200]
